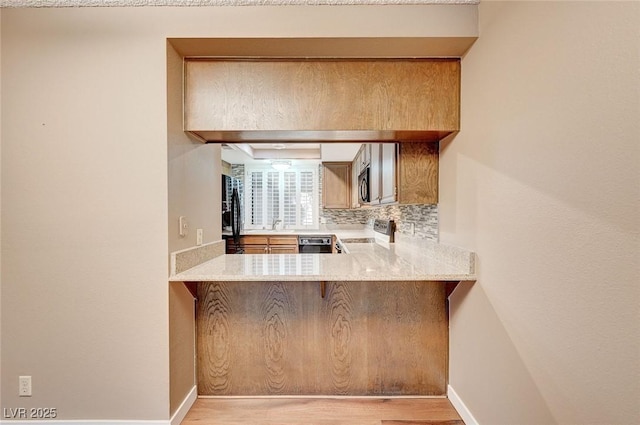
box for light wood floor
[180,397,465,425]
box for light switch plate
[179,216,188,237]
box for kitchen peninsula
[170,230,475,397]
[171,54,473,397]
[170,230,475,282]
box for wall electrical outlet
[19,376,32,397]
[196,229,203,246]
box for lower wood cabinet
[242,245,270,254]
[265,236,299,254]
[227,235,298,254]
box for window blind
[245,166,318,230]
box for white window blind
[245,166,319,230]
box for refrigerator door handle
[231,188,243,253]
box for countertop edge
[169,273,477,283]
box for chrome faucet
[271,219,282,230]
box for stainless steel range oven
[298,235,333,254]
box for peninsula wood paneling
[398,142,439,205]
[197,281,448,396]
[185,60,460,134]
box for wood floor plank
[180,398,464,425]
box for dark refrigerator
[222,174,244,253]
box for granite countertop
[169,229,476,283]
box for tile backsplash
[320,204,438,241]
[320,208,370,225]
[367,204,438,241]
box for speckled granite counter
[169,230,476,282]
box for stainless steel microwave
[358,166,370,204]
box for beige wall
[0,8,172,419]
[168,282,196,415]
[166,42,220,414]
[0,5,478,421]
[441,2,640,424]
[0,9,3,406]
[167,43,221,253]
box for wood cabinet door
[268,236,299,254]
[360,144,370,169]
[241,236,269,254]
[368,143,381,205]
[351,159,360,208]
[397,142,439,205]
[322,162,352,209]
[268,236,298,246]
[243,245,269,254]
[185,60,460,135]
[379,143,397,204]
[268,245,299,254]
[241,236,269,245]
[352,147,361,177]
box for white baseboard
[170,385,198,425]
[1,386,197,425]
[448,384,480,425]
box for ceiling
[221,142,362,165]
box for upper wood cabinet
[322,162,352,209]
[396,142,439,205]
[369,143,381,205]
[362,142,439,206]
[379,143,398,205]
[185,59,460,142]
